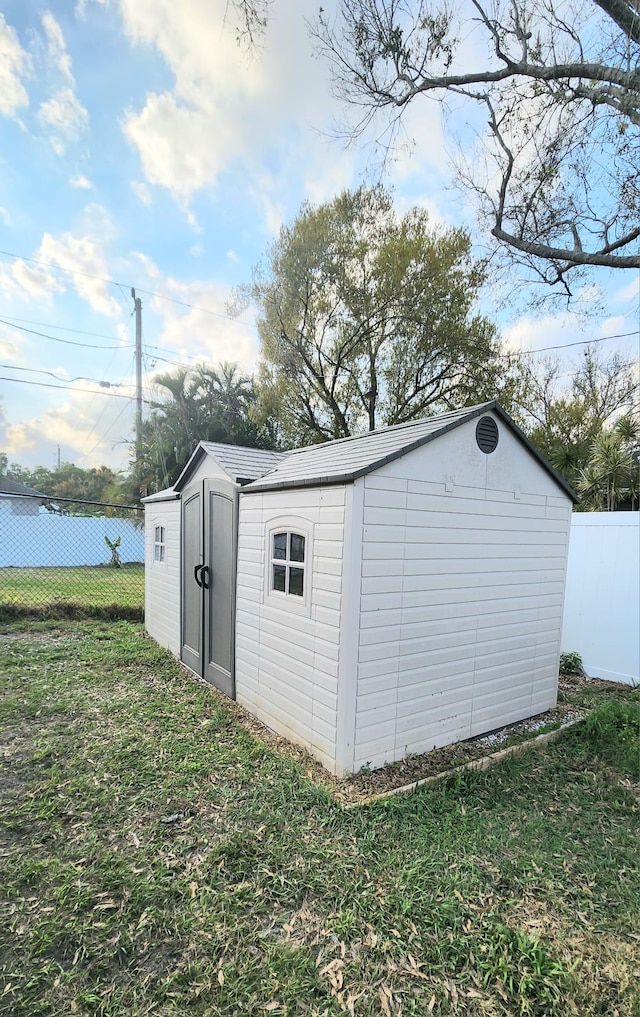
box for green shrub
[559,650,584,676]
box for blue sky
[0,0,638,474]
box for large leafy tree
[244,184,510,445]
[138,362,274,493]
[315,0,640,294]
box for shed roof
[174,442,287,490]
[142,486,180,504]
[244,402,578,501]
[0,477,48,498]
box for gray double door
[181,479,236,698]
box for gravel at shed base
[189,669,628,806]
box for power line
[0,317,133,351]
[2,242,637,368]
[135,285,255,327]
[0,314,129,342]
[0,314,223,378]
[78,354,137,461]
[142,352,170,489]
[3,317,637,379]
[0,363,132,386]
[502,330,639,357]
[1,314,233,367]
[142,348,212,370]
[0,247,256,328]
[0,375,150,402]
[0,248,122,290]
[77,398,134,465]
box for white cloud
[393,191,447,228]
[225,250,238,263]
[37,14,89,152]
[49,387,135,466]
[113,0,361,216]
[0,14,31,118]
[131,180,152,206]
[0,257,65,302]
[248,172,286,236]
[123,90,233,200]
[70,174,93,189]
[0,206,11,225]
[38,230,122,317]
[117,322,132,345]
[191,244,204,257]
[503,309,636,356]
[598,315,628,336]
[38,87,89,152]
[1,386,136,470]
[503,311,582,353]
[0,326,22,360]
[186,210,201,232]
[2,420,39,457]
[0,219,125,319]
[301,131,359,207]
[154,289,259,374]
[134,253,259,373]
[75,0,108,21]
[613,275,640,304]
[578,283,602,306]
[41,11,74,82]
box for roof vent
[476,415,499,454]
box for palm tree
[137,362,274,493]
[577,424,638,511]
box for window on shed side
[154,525,166,562]
[271,531,305,597]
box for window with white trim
[271,530,306,597]
[154,525,166,562]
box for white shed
[145,402,577,776]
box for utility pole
[131,288,143,486]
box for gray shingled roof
[244,402,578,501]
[174,442,287,491]
[0,477,48,498]
[142,486,180,504]
[200,443,286,482]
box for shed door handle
[194,564,204,587]
[201,565,210,590]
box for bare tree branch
[315,0,640,288]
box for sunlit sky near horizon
[0,0,638,474]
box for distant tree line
[0,457,131,515]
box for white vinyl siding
[350,414,572,773]
[145,501,181,656]
[235,485,346,772]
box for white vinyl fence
[562,512,639,685]
[0,511,144,568]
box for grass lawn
[0,620,638,1016]
[0,565,144,620]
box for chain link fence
[0,492,144,621]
